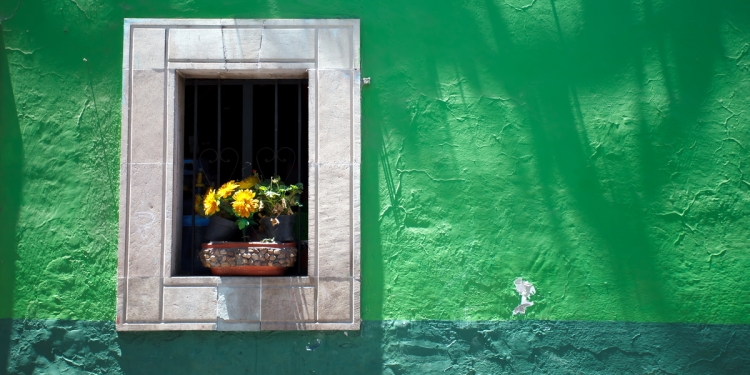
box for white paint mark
[217,294,229,320]
[512,278,536,315]
[306,339,321,351]
[133,211,155,229]
[133,206,158,248]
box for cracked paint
[0,0,21,22]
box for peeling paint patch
[512,278,536,315]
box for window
[180,79,309,277]
[117,19,360,331]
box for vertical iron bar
[297,81,302,274]
[217,81,222,183]
[242,83,254,178]
[274,80,278,176]
[191,82,198,275]
[298,81,302,184]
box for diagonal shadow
[469,0,734,320]
[0,23,24,372]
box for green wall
[4,319,750,374]
[360,0,750,323]
[3,0,750,373]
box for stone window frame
[117,19,360,331]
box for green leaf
[236,219,250,230]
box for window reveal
[181,79,309,276]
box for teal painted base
[2,319,749,374]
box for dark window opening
[180,79,309,276]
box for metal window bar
[191,83,198,275]
[183,79,308,276]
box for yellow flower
[238,174,259,190]
[231,189,260,218]
[194,194,204,216]
[217,180,239,198]
[233,189,256,202]
[203,188,219,216]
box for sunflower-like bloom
[231,189,260,218]
[217,180,239,198]
[203,188,220,216]
[238,174,260,190]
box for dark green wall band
[3,319,749,374]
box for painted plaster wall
[4,319,750,374]
[2,0,750,373]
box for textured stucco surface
[360,0,750,323]
[2,0,750,371]
[3,319,750,374]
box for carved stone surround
[117,19,361,331]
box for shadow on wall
[480,0,735,321]
[360,87,385,320]
[116,325,385,374]
[369,0,749,321]
[0,24,23,372]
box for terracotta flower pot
[200,241,297,276]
